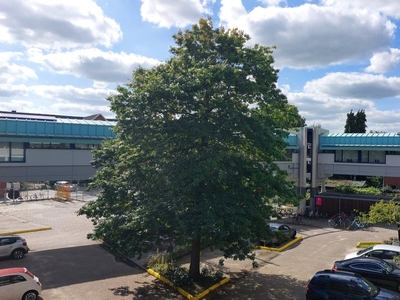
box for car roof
[314,269,361,279]
[370,244,400,251]
[337,256,387,264]
[0,267,27,276]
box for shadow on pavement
[0,244,142,289]
[207,272,309,300]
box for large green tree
[78,18,302,279]
[344,109,367,133]
[361,199,400,240]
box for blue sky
[0,0,399,133]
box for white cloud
[321,0,400,19]
[304,73,400,100]
[0,0,122,49]
[285,72,400,133]
[219,2,395,69]
[365,48,400,73]
[30,85,113,106]
[0,56,37,85]
[287,90,383,133]
[219,0,247,26]
[0,99,35,112]
[28,48,161,83]
[141,0,215,28]
[0,84,29,98]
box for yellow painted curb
[259,236,303,252]
[356,241,381,248]
[148,269,230,300]
[0,227,52,235]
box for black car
[333,257,400,293]
[306,269,400,300]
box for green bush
[333,185,381,195]
[165,266,192,287]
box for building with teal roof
[1,111,400,214]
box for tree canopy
[344,109,367,133]
[361,199,400,240]
[78,18,303,279]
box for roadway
[0,198,397,299]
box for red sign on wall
[316,197,322,206]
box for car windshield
[355,276,379,296]
[356,246,373,255]
[378,260,394,273]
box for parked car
[0,235,29,259]
[345,244,400,264]
[268,223,297,239]
[306,269,400,300]
[0,267,42,300]
[259,223,297,246]
[54,180,77,192]
[334,257,400,292]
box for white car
[0,267,42,300]
[345,244,400,263]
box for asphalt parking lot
[0,198,398,299]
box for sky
[1,0,400,133]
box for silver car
[0,235,29,259]
[54,180,77,192]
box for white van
[0,267,42,300]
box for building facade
[1,111,400,215]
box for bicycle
[292,214,304,225]
[328,214,350,229]
[348,218,371,230]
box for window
[11,142,24,162]
[0,142,25,162]
[0,238,16,246]
[329,281,347,293]
[383,251,399,260]
[347,284,366,298]
[366,250,383,259]
[334,150,343,162]
[0,142,9,161]
[10,275,26,283]
[0,276,10,287]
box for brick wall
[383,177,400,189]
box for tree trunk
[189,233,201,280]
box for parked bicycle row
[327,212,371,230]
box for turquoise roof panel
[319,133,400,149]
[0,118,116,139]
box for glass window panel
[334,150,342,162]
[29,142,42,149]
[75,144,88,149]
[361,150,369,163]
[11,142,24,162]
[0,142,9,162]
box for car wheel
[22,290,38,300]
[11,249,25,259]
